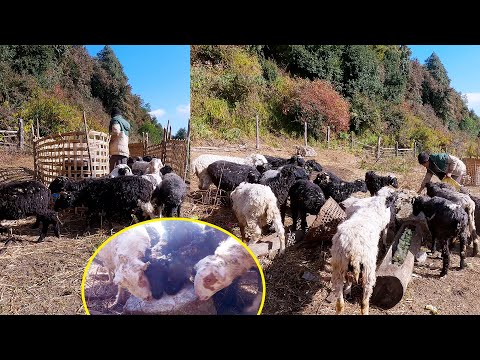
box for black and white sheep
[143,222,226,299]
[230,182,286,253]
[331,191,395,315]
[0,180,60,242]
[313,172,367,203]
[425,181,477,250]
[365,171,399,196]
[206,161,261,192]
[192,153,268,190]
[54,176,154,228]
[412,195,469,276]
[288,180,326,233]
[263,164,309,223]
[150,173,187,218]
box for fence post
[36,117,40,138]
[256,114,259,150]
[413,141,417,158]
[395,142,399,157]
[304,121,307,146]
[184,118,191,182]
[327,126,330,149]
[18,118,24,150]
[350,131,354,149]
[377,136,381,160]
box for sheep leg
[280,201,287,225]
[361,284,373,315]
[176,204,181,218]
[331,265,345,314]
[300,207,308,234]
[459,233,467,270]
[440,240,450,277]
[239,224,247,243]
[473,239,479,257]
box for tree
[425,52,450,88]
[173,127,187,139]
[382,46,409,103]
[138,121,163,144]
[284,79,350,139]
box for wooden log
[370,223,424,309]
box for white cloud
[149,108,166,119]
[466,93,480,115]
[176,104,190,115]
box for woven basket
[304,197,346,242]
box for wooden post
[413,141,417,158]
[395,142,399,157]
[18,118,24,150]
[33,137,37,181]
[350,131,354,149]
[327,126,330,149]
[31,121,35,139]
[83,111,93,176]
[256,114,259,150]
[36,117,40,138]
[184,118,191,182]
[304,121,307,146]
[377,136,382,160]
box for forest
[0,45,170,143]
[191,45,480,154]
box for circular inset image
[82,218,265,315]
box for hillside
[191,45,480,155]
[0,45,162,143]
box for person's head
[418,151,430,168]
[111,107,122,118]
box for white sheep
[331,193,393,315]
[96,226,153,307]
[194,237,257,300]
[230,182,285,254]
[192,153,268,190]
[145,158,164,175]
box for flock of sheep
[192,151,480,315]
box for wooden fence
[0,118,25,150]
[33,130,110,186]
[344,132,416,160]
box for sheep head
[114,258,153,301]
[193,255,228,301]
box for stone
[295,145,317,157]
[123,284,217,315]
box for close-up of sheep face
[82,219,265,315]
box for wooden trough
[370,221,424,309]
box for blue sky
[85,45,190,134]
[409,45,480,115]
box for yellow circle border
[81,217,267,315]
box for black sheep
[263,154,305,169]
[263,164,309,223]
[365,171,398,196]
[314,172,367,203]
[206,160,261,192]
[466,193,480,256]
[412,196,468,276]
[143,223,226,299]
[143,155,153,162]
[288,180,326,233]
[48,176,97,193]
[150,173,187,217]
[1,180,60,242]
[304,159,323,173]
[160,165,173,176]
[54,176,154,228]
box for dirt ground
[190,139,480,315]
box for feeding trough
[371,222,424,309]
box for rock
[296,145,317,157]
[415,251,427,264]
[248,242,269,258]
[123,285,217,315]
[424,304,438,315]
[302,271,318,282]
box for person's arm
[418,171,433,194]
[445,155,455,177]
[111,122,121,136]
